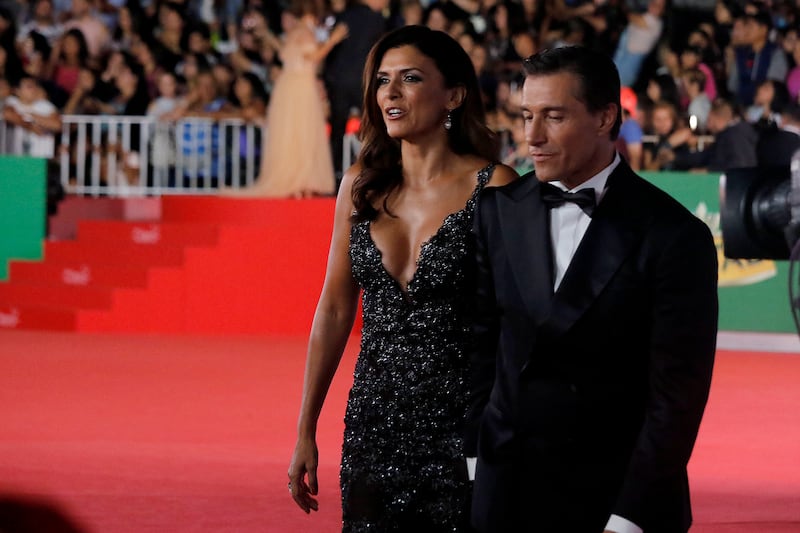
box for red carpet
[1,331,798,532]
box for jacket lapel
[496,173,554,322]
[543,163,647,338]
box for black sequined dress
[341,163,494,532]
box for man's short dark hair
[523,45,622,139]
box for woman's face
[375,45,455,141]
[652,107,674,135]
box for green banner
[642,171,793,333]
[0,156,46,280]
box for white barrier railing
[0,115,362,197]
[56,115,265,197]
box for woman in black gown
[287,25,517,532]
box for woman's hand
[287,436,320,514]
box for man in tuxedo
[466,46,718,533]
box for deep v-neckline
[366,163,493,297]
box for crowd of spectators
[2,0,800,182]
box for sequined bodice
[340,163,494,533]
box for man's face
[520,71,615,189]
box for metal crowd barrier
[60,115,265,197]
[0,115,363,198]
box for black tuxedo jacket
[466,161,718,532]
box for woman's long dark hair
[352,25,499,222]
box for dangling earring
[444,110,453,131]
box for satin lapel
[544,164,646,338]
[497,174,554,322]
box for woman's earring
[444,110,453,130]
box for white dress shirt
[550,153,619,290]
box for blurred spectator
[62,67,102,114]
[686,24,726,90]
[46,28,92,96]
[501,112,534,175]
[671,96,758,171]
[228,9,273,86]
[682,66,712,131]
[643,99,692,170]
[107,51,151,116]
[131,39,165,99]
[424,2,452,33]
[645,70,682,110]
[399,0,424,26]
[169,68,229,118]
[147,69,182,119]
[20,30,52,77]
[323,0,387,177]
[713,0,737,51]
[2,74,61,158]
[0,37,24,88]
[548,0,609,51]
[17,0,63,45]
[667,0,716,50]
[780,23,798,68]
[745,78,791,128]
[146,69,182,176]
[520,0,547,35]
[727,8,788,106]
[616,85,644,169]
[680,43,717,101]
[0,5,18,50]
[112,1,149,52]
[756,101,800,166]
[151,1,186,72]
[785,38,800,101]
[184,20,221,67]
[212,62,236,102]
[613,0,665,87]
[63,0,111,60]
[227,70,268,124]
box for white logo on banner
[131,225,161,244]
[62,265,91,286]
[0,308,20,328]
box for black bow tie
[540,182,596,216]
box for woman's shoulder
[484,161,519,188]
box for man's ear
[598,103,619,136]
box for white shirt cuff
[605,514,643,533]
[466,457,477,481]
